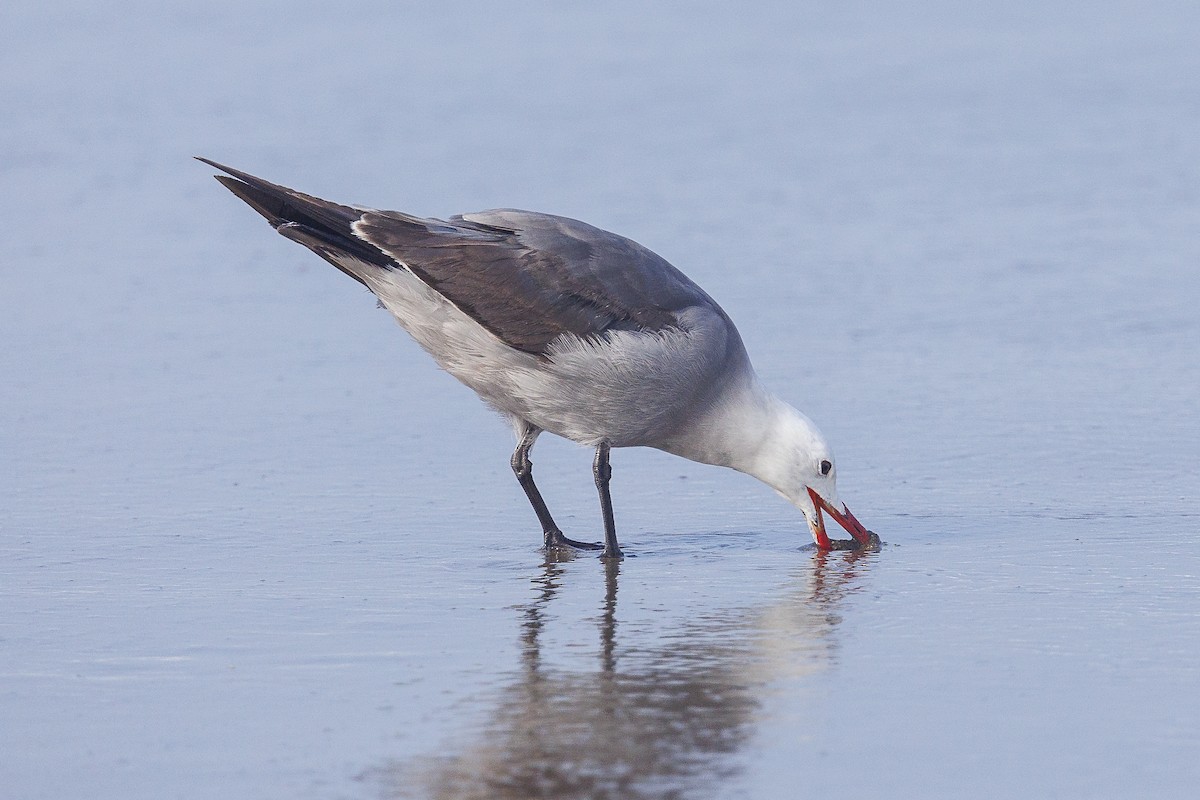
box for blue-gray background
[2,2,1198,798]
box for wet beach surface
[3,2,1199,798]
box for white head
[750,403,873,549]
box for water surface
[2,1,1198,798]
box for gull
[200,158,875,559]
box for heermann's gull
[200,158,875,559]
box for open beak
[806,486,873,550]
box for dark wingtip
[210,174,288,226]
[199,158,296,227]
[195,156,263,185]
[198,157,389,281]
[194,155,227,173]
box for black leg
[511,425,602,551]
[593,442,623,559]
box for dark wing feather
[355,208,713,353]
[202,158,715,354]
[199,157,389,286]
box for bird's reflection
[369,546,876,800]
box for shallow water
[3,1,1199,798]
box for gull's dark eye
[820,459,832,476]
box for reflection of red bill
[806,486,874,550]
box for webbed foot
[544,529,604,551]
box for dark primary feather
[201,158,716,354]
[199,157,385,287]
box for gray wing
[201,158,718,355]
[353,208,717,354]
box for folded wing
[202,158,714,354]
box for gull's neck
[660,369,824,499]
